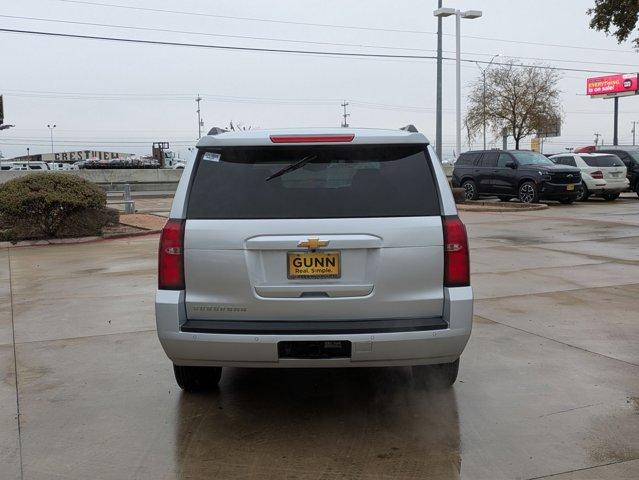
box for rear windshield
[581,155,624,167]
[186,144,440,219]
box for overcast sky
[1,0,639,160]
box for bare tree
[465,60,562,150]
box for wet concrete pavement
[2,196,639,479]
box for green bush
[0,173,118,241]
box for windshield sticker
[203,152,221,162]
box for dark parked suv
[596,147,639,197]
[452,150,582,204]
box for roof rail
[400,124,418,133]
[207,127,228,136]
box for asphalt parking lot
[2,195,639,480]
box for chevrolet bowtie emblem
[298,237,329,249]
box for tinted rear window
[479,152,498,167]
[581,155,624,167]
[186,144,440,219]
[456,152,481,166]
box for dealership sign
[587,73,639,98]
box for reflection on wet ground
[174,368,460,479]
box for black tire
[576,184,589,202]
[412,359,460,388]
[518,181,539,204]
[498,196,512,202]
[559,198,575,204]
[173,364,222,392]
[602,192,620,201]
[461,180,479,201]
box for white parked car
[156,127,473,391]
[550,153,629,201]
[47,162,77,171]
[0,161,50,171]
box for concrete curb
[0,229,161,249]
[457,202,549,212]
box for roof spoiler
[207,127,228,136]
[400,124,418,133]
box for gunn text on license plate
[566,184,575,191]
[287,251,341,279]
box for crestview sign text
[52,151,132,162]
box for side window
[458,152,481,166]
[480,152,498,167]
[456,154,471,166]
[564,156,577,167]
[497,153,512,167]
[552,157,564,165]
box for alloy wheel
[463,182,476,200]
[519,183,535,203]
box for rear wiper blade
[265,155,317,181]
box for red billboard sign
[587,73,639,97]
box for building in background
[7,150,135,163]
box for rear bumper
[155,287,473,368]
[584,177,629,193]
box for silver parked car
[155,127,473,391]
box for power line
[0,14,440,54]
[0,28,619,74]
[0,27,439,60]
[0,89,452,112]
[47,0,637,54]
[50,0,433,34]
[3,14,638,70]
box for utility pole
[341,101,350,128]
[435,0,443,161]
[594,132,601,147]
[47,124,56,154]
[613,96,619,146]
[632,121,637,146]
[196,95,202,138]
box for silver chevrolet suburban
[155,127,473,391]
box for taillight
[270,134,355,143]
[443,216,470,288]
[158,219,185,290]
[591,170,604,179]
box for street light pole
[435,0,443,161]
[433,7,483,158]
[47,124,56,154]
[195,95,202,139]
[455,12,461,157]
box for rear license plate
[287,251,341,279]
[566,184,575,191]
[278,340,351,359]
